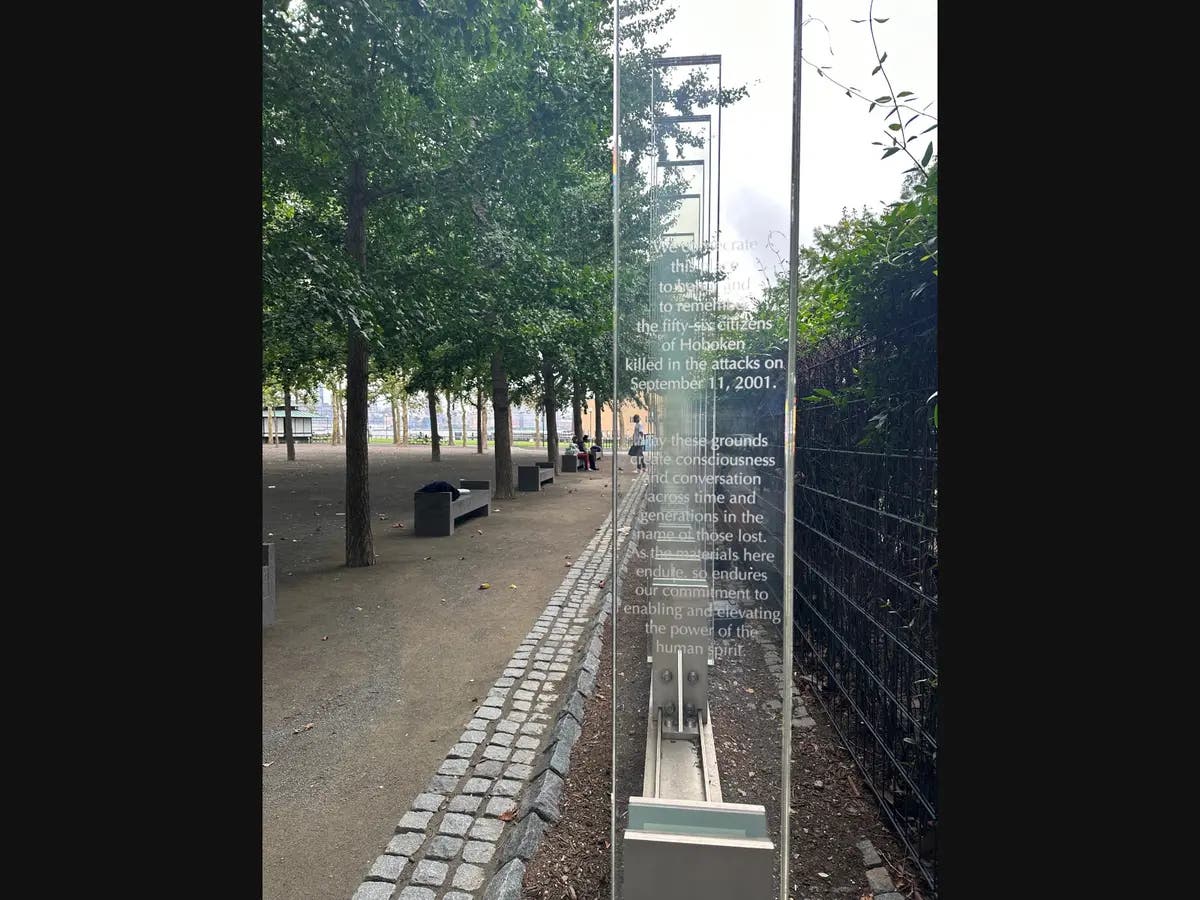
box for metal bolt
[686,671,699,684]
[661,669,673,683]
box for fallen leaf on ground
[263,761,274,767]
[424,556,432,560]
[392,523,404,528]
[479,583,491,590]
[321,636,328,641]
[509,584,517,590]
[498,808,517,821]
[476,529,483,534]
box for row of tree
[264,0,712,566]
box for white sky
[638,0,937,299]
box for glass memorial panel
[611,3,799,898]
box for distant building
[262,406,314,442]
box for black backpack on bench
[417,480,461,500]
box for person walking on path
[630,414,647,472]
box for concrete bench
[413,479,491,536]
[262,543,276,627]
[518,462,555,491]
[561,452,584,472]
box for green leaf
[851,18,866,23]
[921,142,933,166]
[879,52,888,64]
[875,95,891,103]
[921,123,938,134]
[897,90,914,97]
[869,102,877,113]
[874,18,890,23]
[881,147,901,158]
[871,65,882,75]
[887,123,902,131]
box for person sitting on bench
[573,434,598,471]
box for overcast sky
[637,0,937,301]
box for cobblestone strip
[753,629,814,732]
[856,838,903,899]
[350,475,648,900]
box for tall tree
[427,390,442,462]
[264,0,490,566]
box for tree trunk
[343,153,374,568]
[345,329,374,567]
[476,387,484,454]
[391,398,401,444]
[446,391,454,446]
[491,348,515,499]
[461,399,468,447]
[330,386,341,445]
[572,379,584,440]
[428,390,441,462]
[595,397,603,448]
[481,394,489,452]
[402,397,409,444]
[534,408,542,448]
[543,358,561,473]
[283,387,296,461]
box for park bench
[518,461,555,491]
[413,479,491,536]
[561,452,584,472]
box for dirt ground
[525,570,786,900]
[522,562,924,900]
[262,442,632,900]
